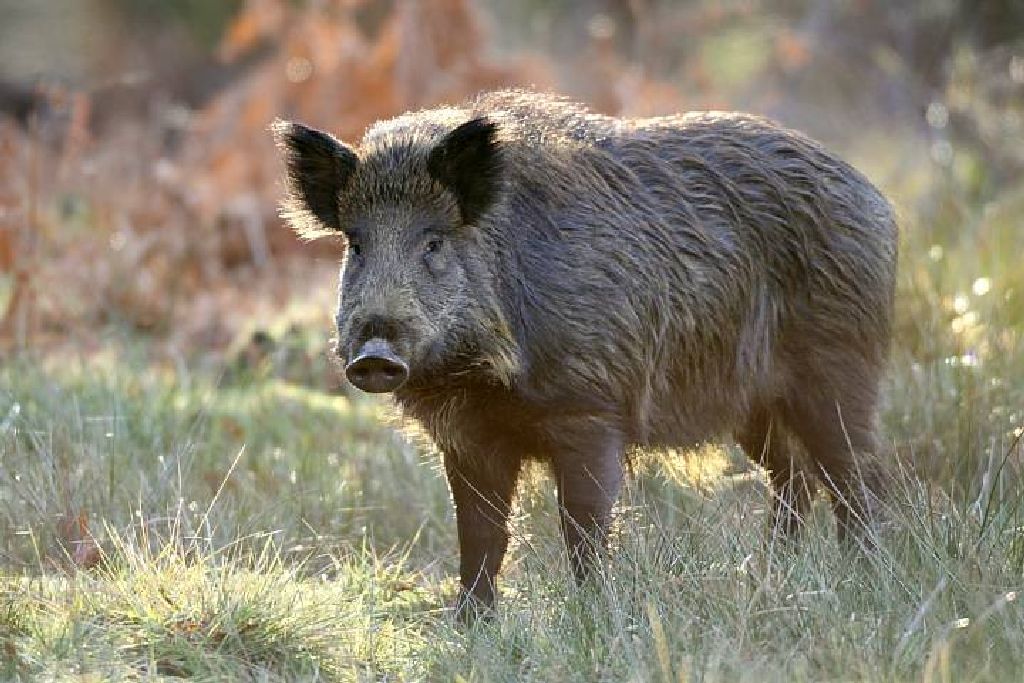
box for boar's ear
[272,119,357,238]
[427,117,503,225]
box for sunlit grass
[4,432,1023,680]
[1,531,437,680]
[3,296,1024,681]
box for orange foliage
[0,0,557,353]
[0,0,692,354]
[184,0,551,231]
[57,509,102,570]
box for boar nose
[345,338,409,393]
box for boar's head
[273,116,516,394]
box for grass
[2,158,1024,681]
[2,325,1022,680]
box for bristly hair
[426,117,504,226]
[271,119,358,240]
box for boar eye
[425,238,443,254]
[347,240,362,257]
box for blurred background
[0,0,1022,481]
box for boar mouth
[345,338,410,393]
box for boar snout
[345,338,409,393]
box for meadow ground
[2,148,1024,681]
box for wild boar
[274,89,897,614]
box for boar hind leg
[783,382,882,548]
[550,427,625,584]
[445,450,523,615]
[737,408,811,536]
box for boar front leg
[551,428,624,584]
[444,450,523,617]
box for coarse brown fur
[274,89,898,615]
